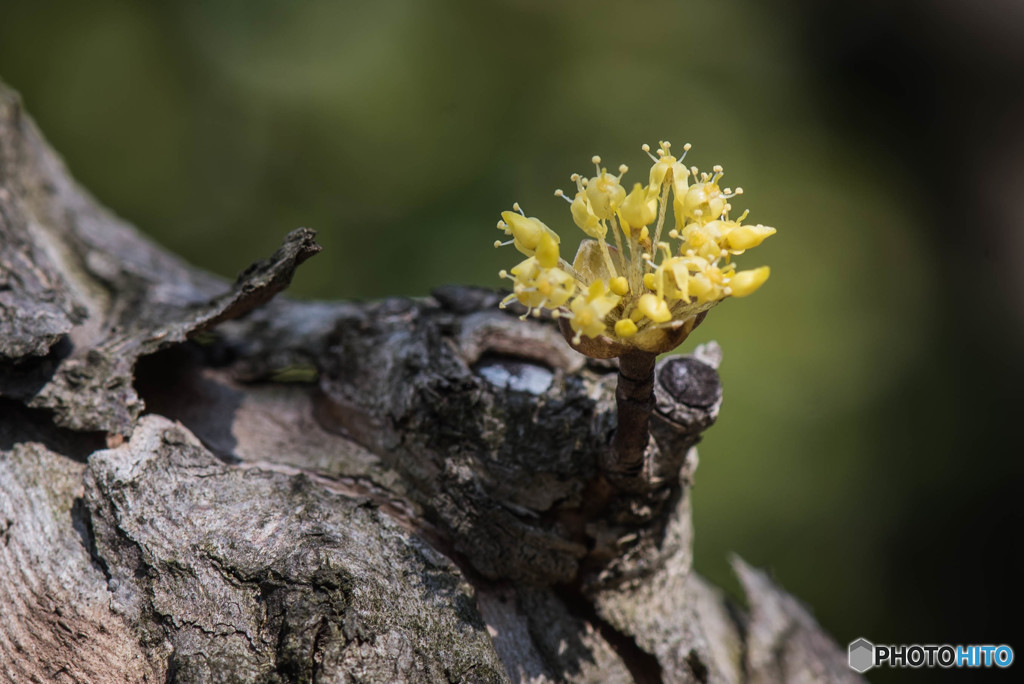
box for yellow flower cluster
[495,141,775,356]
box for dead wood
[0,80,861,683]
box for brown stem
[608,350,657,480]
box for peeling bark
[0,79,861,683]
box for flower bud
[728,266,770,297]
[500,211,558,256]
[619,183,658,233]
[725,224,776,251]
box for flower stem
[609,349,657,480]
[598,240,619,279]
[609,216,628,275]
[652,183,670,248]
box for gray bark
[0,80,862,683]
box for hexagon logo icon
[848,638,875,673]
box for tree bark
[0,80,862,683]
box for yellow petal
[536,232,560,269]
[729,266,770,297]
[571,193,605,238]
[619,183,657,230]
[726,224,776,251]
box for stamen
[513,202,525,216]
[642,143,659,163]
[618,164,628,178]
[592,155,602,175]
[555,189,572,204]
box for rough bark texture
[0,80,862,683]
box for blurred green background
[3,0,1020,677]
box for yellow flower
[499,256,577,318]
[568,281,620,343]
[644,141,690,196]
[618,183,658,235]
[495,204,560,257]
[493,141,775,357]
[585,157,627,219]
[568,190,605,239]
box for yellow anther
[614,319,638,338]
